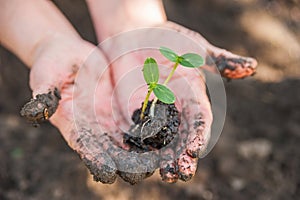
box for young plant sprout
[140,47,204,120]
[140,58,175,119]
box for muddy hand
[20,36,159,184]
[158,22,258,183]
[1,0,159,185]
[85,0,258,183]
[100,21,257,183]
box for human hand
[20,35,161,184]
[3,0,160,185]
[159,22,257,182]
[98,21,257,183]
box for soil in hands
[124,100,181,152]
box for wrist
[0,0,81,67]
[29,34,95,96]
[31,33,82,68]
[87,0,167,41]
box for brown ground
[0,0,299,199]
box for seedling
[125,47,204,151]
[140,58,175,119]
[140,47,204,119]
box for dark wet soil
[124,101,180,152]
[0,0,299,199]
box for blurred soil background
[0,0,299,199]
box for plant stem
[140,88,153,120]
[163,62,179,85]
[150,62,179,117]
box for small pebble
[230,177,246,191]
[237,139,272,159]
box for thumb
[29,38,91,96]
[20,59,69,126]
[163,21,258,79]
[20,39,95,126]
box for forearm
[86,0,167,41]
[0,0,81,67]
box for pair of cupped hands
[28,22,257,184]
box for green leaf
[143,57,159,84]
[159,47,178,62]
[153,84,175,104]
[179,53,204,68]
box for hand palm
[99,27,213,182]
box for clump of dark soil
[20,88,61,126]
[124,100,180,152]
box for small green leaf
[179,53,204,68]
[159,47,178,62]
[143,57,159,84]
[153,84,175,104]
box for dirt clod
[20,88,61,126]
[124,101,180,152]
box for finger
[177,152,198,182]
[206,49,257,79]
[83,122,157,185]
[104,141,159,185]
[113,153,158,185]
[99,128,159,184]
[52,102,120,185]
[176,117,198,182]
[184,78,213,158]
[165,67,212,159]
[21,41,96,125]
[172,74,211,181]
[30,40,95,95]
[49,93,118,184]
[75,126,118,184]
[50,102,119,184]
[162,21,257,79]
[159,141,179,183]
[20,88,61,126]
